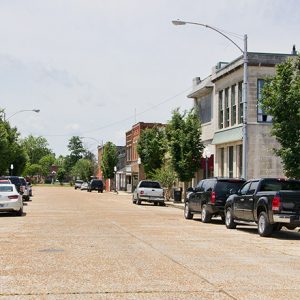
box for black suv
[0,176,25,195]
[87,179,104,193]
[184,178,245,223]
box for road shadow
[0,212,27,217]
[236,225,300,240]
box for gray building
[188,51,297,180]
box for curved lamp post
[6,109,40,121]
[172,19,248,179]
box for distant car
[0,184,23,216]
[87,179,104,193]
[26,182,33,197]
[74,180,84,190]
[19,177,30,201]
[0,179,11,184]
[80,182,88,191]
[0,176,25,194]
[133,180,165,206]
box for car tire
[154,202,158,206]
[184,202,193,219]
[273,223,282,232]
[15,207,23,217]
[258,211,273,237]
[159,202,165,206]
[225,207,236,229]
[201,205,211,223]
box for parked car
[0,184,23,216]
[133,180,165,206]
[26,182,33,197]
[74,180,84,190]
[19,177,30,201]
[0,176,25,195]
[80,182,88,191]
[184,177,246,222]
[87,179,103,193]
[225,178,300,237]
[0,179,11,184]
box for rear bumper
[139,196,164,203]
[273,214,300,224]
[0,201,22,212]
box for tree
[101,142,118,180]
[21,135,52,165]
[137,127,167,177]
[166,108,204,184]
[261,55,300,178]
[24,164,43,177]
[71,159,94,182]
[56,168,66,185]
[39,154,56,177]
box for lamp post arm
[6,109,40,121]
[180,21,244,54]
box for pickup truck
[225,178,300,237]
[132,180,165,206]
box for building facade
[188,52,296,180]
[125,122,164,192]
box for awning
[211,126,243,145]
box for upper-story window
[257,79,272,122]
[231,84,236,126]
[225,88,230,127]
[238,81,243,124]
[218,91,224,129]
[198,94,212,124]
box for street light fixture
[202,148,212,179]
[172,19,248,179]
[6,109,40,121]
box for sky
[0,0,299,156]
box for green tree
[24,163,43,177]
[39,154,56,177]
[166,108,204,183]
[57,168,66,185]
[137,127,167,177]
[72,159,94,182]
[0,111,28,175]
[101,142,118,180]
[261,55,300,178]
[21,135,52,164]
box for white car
[0,184,23,216]
[80,182,89,191]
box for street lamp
[6,109,40,121]
[172,19,248,179]
[202,148,212,179]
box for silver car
[0,184,23,216]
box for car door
[243,181,259,221]
[189,181,203,212]
[233,181,251,219]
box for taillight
[272,195,281,211]
[8,195,19,200]
[211,192,216,204]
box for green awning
[211,126,243,145]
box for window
[220,148,224,177]
[231,85,236,126]
[225,88,229,127]
[240,181,251,195]
[237,145,243,178]
[238,81,243,124]
[228,146,234,178]
[247,181,259,195]
[196,180,204,191]
[199,94,212,123]
[218,91,224,129]
[203,180,215,192]
[257,79,272,122]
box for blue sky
[0,0,299,155]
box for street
[1,187,300,299]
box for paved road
[1,186,300,299]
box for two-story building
[188,51,296,180]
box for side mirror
[229,188,237,195]
[187,187,194,193]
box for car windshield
[260,179,300,191]
[215,181,245,195]
[7,177,21,185]
[0,186,14,192]
[139,181,161,188]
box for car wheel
[184,202,193,219]
[154,202,158,206]
[15,207,23,217]
[225,207,236,229]
[258,211,273,237]
[132,195,136,204]
[273,223,282,232]
[159,202,165,206]
[201,205,211,223]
